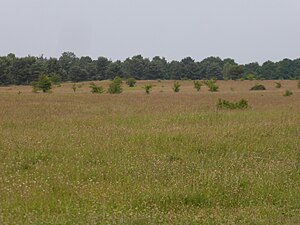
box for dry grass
[0,80,299,224]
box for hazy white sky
[0,0,299,63]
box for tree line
[0,52,300,85]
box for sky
[0,0,299,64]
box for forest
[0,52,300,85]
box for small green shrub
[204,80,219,92]
[250,84,266,91]
[143,84,153,94]
[90,83,104,94]
[275,82,282,88]
[193,80,202,91]
[72,84,77,93]
[32,75,52,93]
[283,90,293,97]
[173,81,181,92]
[108,76,123,94]
[217,99,249,110]
[126,77,136,87]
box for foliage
[275,82,282,88]
[204,80,219,92]
[193,80,202,91]
[90,83,104,94]
[250,84,266,91]
[72,84,77,93]
[32,75,52,93]
[108,76,123,94]
[283,90,293,97]
[126,77,136,87]
[217,98,249,109]
[143,84,153,94]
[1,52,300,86]
[246,73,256,80]
[173,81,181,92]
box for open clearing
[0,80,299,224]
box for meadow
[0,80,299,224]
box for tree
[96,57,111,80]
[126,77,136,87]
[108,76,123,94]
[173,81,181,92]
[32,75,52,92]
[193,80,202,91]
[143,84,153,94]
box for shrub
[217,99,249,110]
[250,84,266,91]
[173,81,181,92]
[90,83,104,94]
[275,82,282,88]
[283,90,293,97]
[204,80,219,92]
[143,84,153,94]
[32,75,52,93]
[72,84,77,93]
[126,77,136,87]
[108,76,123,94]
[193,80,202,91]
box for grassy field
[0,80,299,224]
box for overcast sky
[0,0,299,64]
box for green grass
[0,81,299,224]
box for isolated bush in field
[32,75,52,93]
[173,81,181,92]
[143,84,153,94]
[90,83,104,94]
[250,84,266,91]
[283,90,293,97]
[126,77,136,87]
[204,80,219,92]
[108,76,123,94]
[275,82,282,88]
[193,80,202,91]
[217,98,249,110]
[72,84,77,93]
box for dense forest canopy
[0,52,299,85]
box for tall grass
[0,80,299,224]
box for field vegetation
[0,80,299,224]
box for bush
[173,81,181,92]
[108,76,123,94]
[72,84,77,93]
[90,83,104,94]
[250,84,266,91]
[217,99,249,110]
[283,90,293,97]
[193,80,202,91]
[143,84,153,94]
[32,75,52,93]
[204,80,219,92]
[126,77,136,87]
[275,82,282,88]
